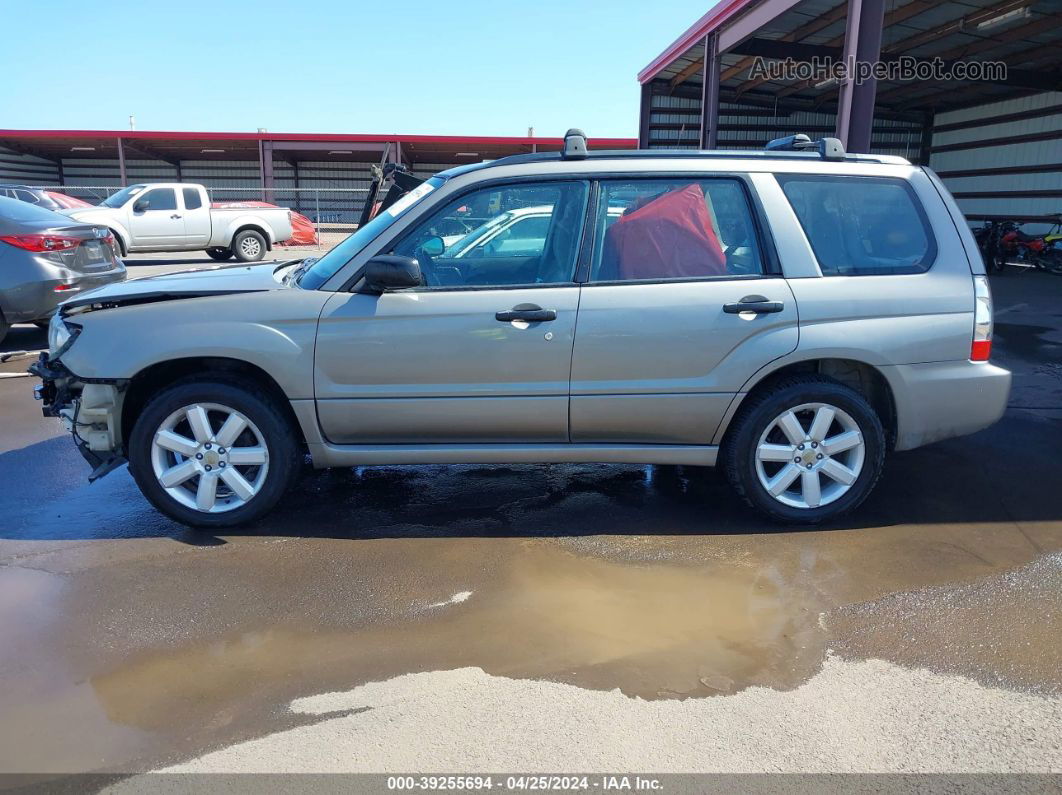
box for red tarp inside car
[600,184,726,280]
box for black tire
[127,378,300,529]
[0,310,8,346]
[206,247,234,261]
[109,230,126,257]
[231,230,267,262]
[722,375,886,525]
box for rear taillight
[972,275,993,361]
[0,234,81,252]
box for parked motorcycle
[972,220,1007,273]
[979,217,1062,274]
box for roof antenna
[562,128,588,159]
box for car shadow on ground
[0,323,46,356]
[3,405,1061,545]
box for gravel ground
[142,654,1060,775]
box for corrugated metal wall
[930,91,1062,229]
[0,150,462,225]
[0,145,59,186]
[644,82,925,160]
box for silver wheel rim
[239,236,261,258]
[150,402,269,513]
[755,402,865,510]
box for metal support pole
[261,140,275,202]
[699,32,721,150]
[116,138,127,187]
[919,112,935,166]
[836,0,886,153]
[315,190,321,250]
[638,82,652,149]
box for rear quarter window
[779,175,936,275]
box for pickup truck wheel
[722,375,885,525]
[128,379,299,528]
[232,230,266,262]
[206,247,233,261]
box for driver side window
[391,181,588,288]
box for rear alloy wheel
[206,247,234,261]
[723,376,885,524]
[232,230,266,262]
[128,380,299,528]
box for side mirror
[420,236,445,257]
[133,198,150,213]
[360,255,422,294]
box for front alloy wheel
[150,403,269,513]
[129,379,299,527]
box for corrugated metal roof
[641,0,1062,114]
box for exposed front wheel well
[728,358,897,450]
[121,357,304,452]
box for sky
[0,0,712,139]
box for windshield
[100,184,146,208]
[299,177,444,290]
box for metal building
[638,0,1062,225]
[0,130,637,227]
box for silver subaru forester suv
[33,131,1010,528]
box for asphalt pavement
[1,262,1060,782]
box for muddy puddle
[3,508,1059,777]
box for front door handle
[170,213,182,219]
[723,295,784,314]
[496,303,557,323]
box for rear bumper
[2,260,125,323]
[885,360,1011,451]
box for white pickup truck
[61,183,293,262]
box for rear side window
[590,178,764,282]
[182,188,202,210]
[779,175,935,275]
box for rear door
[126,187,185,248]
[569,176,798,445]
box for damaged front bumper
[30,352,127,481]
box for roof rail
[765,134,846,161]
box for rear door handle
[170,213,182,219]
[723,295,784,314]
[496,303,557,323]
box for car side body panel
[58,287,329,401]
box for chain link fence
[35,185,372,252]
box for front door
[126,186,185,248]
[569,176,799,445]
[313,179,590,444]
